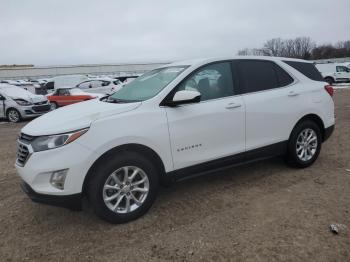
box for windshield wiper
[106,98,141,103]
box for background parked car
[0,84,51,122]
[47,87,102,109]
[76,78,123,94]
[315,63,350,84]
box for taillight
[324,85,334,97]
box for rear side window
[238,60,278,93]
[284,61,323,81]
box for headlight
[14,99,32,106]
[31,128,89,152]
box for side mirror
[167,90,201,107]
[0,96,5,101]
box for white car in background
[315,63,350,84]
[0,84,50,122]
[76,78,123,94]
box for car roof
[165,56,313,68]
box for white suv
[16,56,335,223]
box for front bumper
[21,180,82,210]
[17,103,51,118]
[15,140,98,196]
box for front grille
[34,101,47,105]
[17,143,30,166]
[32,104,51,112]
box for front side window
[336,66,350,73]
[176,62,234,101]
[57,89,70,96]
[109,66,187,102]
[238,60,278,93]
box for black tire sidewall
[51,102,58,109]
[7,108,21,123]
[88,152,159,223]
[288,120,322,168]
[325,77,334,85]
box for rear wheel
[325,77,334,85]
[7,108,21,123]
[286,120,322,168]
[50,102,58,110]
[88,152,159,223]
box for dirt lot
[0,90,349,262]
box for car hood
[22,99,141,136]
[0,85,47,103]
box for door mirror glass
[171,90,201,105]
[0,95,5,101]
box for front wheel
[88,152,159,223]
[286,120,322,168]
[7,108,21,123]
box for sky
[1,0,349,66]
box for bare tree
[238,37,349,60]
[263,38,284,56]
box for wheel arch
[82,143,167,195]
[290,114,326,142]
[324,76,335,83]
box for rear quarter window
[283,61,324,81]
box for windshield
[108,66,187,102]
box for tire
[286,120,322,168]
[50,102,58,110]
[7,108,21,123]
[325,77,334,85]
[88,152,159,223]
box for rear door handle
[288,91,299,97]
[226,102,242,109]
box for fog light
[50,169,68,190]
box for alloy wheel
[296,128,318,162]
[8,110,20,122]
[102,166,149,214]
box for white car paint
[315,63,350,83]
[52,75,89,89]
[76,78,123,94]
[16,56,335,199]
[0,84,50,120]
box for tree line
[237,37,350,60]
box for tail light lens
[324,85,334,97]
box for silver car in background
[0,84,51,123]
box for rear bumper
[323,124,335,142]
[21,181,82,210]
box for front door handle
[226,102,242,109]
[288,91,299,97]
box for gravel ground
[0,89,349,262]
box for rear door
[165,61,246,170]
[50,89,73,106]
[235,59,302,151]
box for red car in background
[48,88,100,109]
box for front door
[165,62,246,170]
[335,66,350,82]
